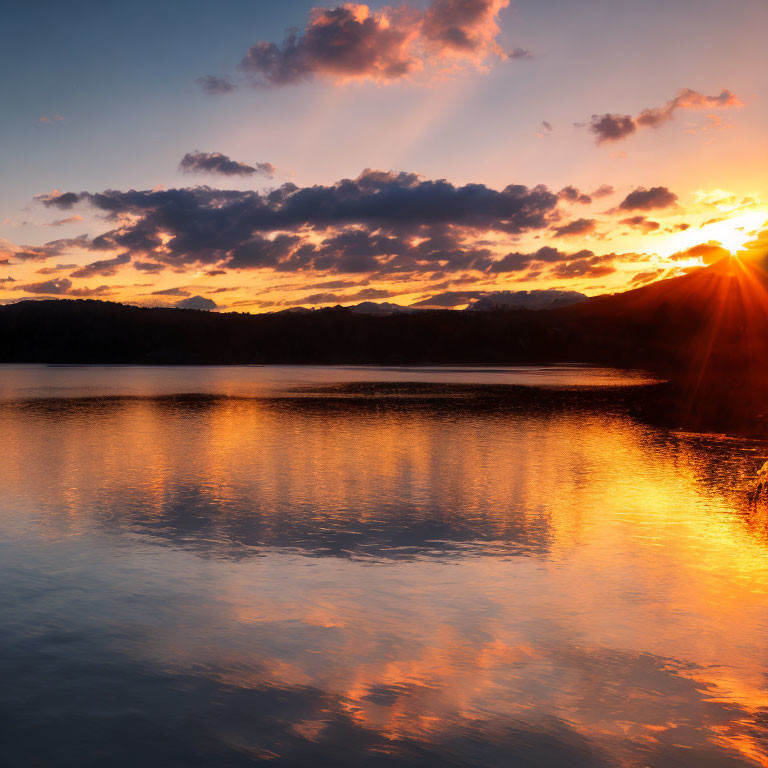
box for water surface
[1,365,766,767]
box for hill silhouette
[1,257,767,433]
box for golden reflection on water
[1,370,767,766]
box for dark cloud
[228,234,301,269]
[179,151,276,178]
[619,216,660,233]
[410,290,482,308]
[590,184,614,199]
[619,187,678,211]
[30,171,654,287]
[508,47,533,60]
[588,88,741,144]
[289,286,395,307]
[240,5,421,86]
[411,287,586,310]
[195,75,235,94]
[68,285,113,297]
[152,287,190,297]
[37,191,80,209]
[70,252,130,278]
[550,252,616,279]
[225,0,509,88]
[553,218,597,237]
[175,295,217,310]
[589,113,636,144]
[16,277,115,297]
[487,245,577,273]
[558,186,592,205]
[39,170,560,274]
[488,252,532,273]
[134,261,165,273]
[19,278,72,295]
[469,289,586,310]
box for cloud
[629,269,665,285]
[70,252,130,278]
[738,225,768,263]
[558,186,592,205]
[195,75,235,94]
[590,184,614,199]
[36,264,76,275]
[619,215,660,233]
[410,290,482,308]
[29,171,655,289]
[228,234,302,269]
[175,295,218,310]
[670,241,730,264]
[289,286,395,306]
[179,151,276,178]
[38,169,560,274]
[508,47,533,60]
[588,88,742,144]
[152,287,190,296]
[550,254,616,279]
[537,120,553,138]
[19,278,73,295]
[35,191,81,209]
[50,215,83,227]
[239,4,423,86]
[487,251,533,273]
[16,277,114,297]
[468,288,585,310]
[618,187,678,211]
[588,113,636,144]
[420,0,509,58]
[0,234,90,263]
[411,288,586,309]
[206,0,510,90]
[134,261,165,273]
[68,285,113,297]
[552,218,596,237]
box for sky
[1,0,767,312]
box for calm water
[1,365,767,767]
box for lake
[1,365,767,767]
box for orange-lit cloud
[588,88,743,144]
[204,0,513,90]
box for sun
[702,210,767,256]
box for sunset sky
[1,0,766,312]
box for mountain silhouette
[1,257,767,432]
[1,258,764,371]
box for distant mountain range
[280,290,588,315]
